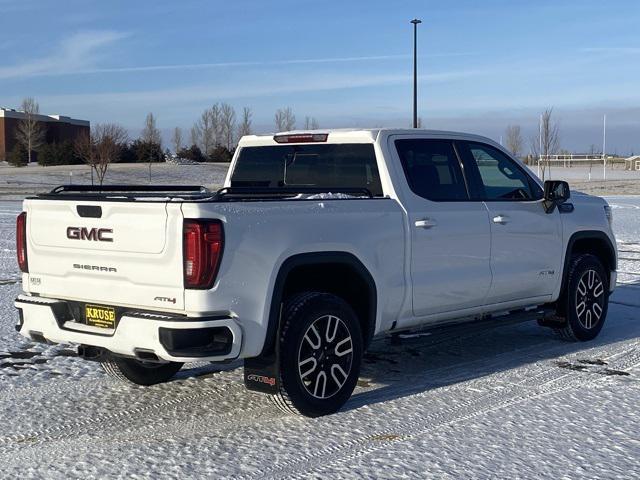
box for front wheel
[101,356,183,385]
[271,292,363,417]
[553,254,609,342]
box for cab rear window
[230,144,383,196]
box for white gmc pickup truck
[15,129,617,417]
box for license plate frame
[84,304,117,329]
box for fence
[617,241,640,288]
[536,155,611,168]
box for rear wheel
[553,254,609,342]
[101,356,183,385]
[271,292,363,417]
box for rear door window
[231,144,383,196]
[394,139,468,201]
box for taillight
[16,212,28,273]
[273,133,328,144]
[183,219,223,289]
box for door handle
[415,218,437,229]
[492,215,509,224]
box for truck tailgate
[24,199,185,311]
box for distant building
[0,107,90,162]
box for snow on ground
[545,166,640,195]
[0,162,229,198]
[0,197,639,479]
[546,165,640,183]
[1,163,640,197]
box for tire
[553,254,609,342]
[101,356,183,386]
[271,292,363,417]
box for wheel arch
[561,231,616,291]
[260,251,378,357]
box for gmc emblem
[67,227,113,242]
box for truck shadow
[345,282,640,412]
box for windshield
[230,144,383,196]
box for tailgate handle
[77,205,102,218]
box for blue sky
[1,0,640,153]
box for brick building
[0,107,90,162]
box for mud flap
[244,302,282,395]
[537,314,567,328]
[244,353,279,394]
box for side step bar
[390,306,558,345]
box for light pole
[411,18,422,128]
[602,114,607,181]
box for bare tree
[529,135,539,169]
[172,127,183,154]
[15,97,46,163]
[74,132,94,176]
[75,123,128,186]
[220,103,236,150]
[530,108,560,180]
[193,109,214,156]
[540,108,560,179]
[141,113,162,181]
[193,104,223,156]
[275,110,285,132]
[141,112,162,146]
[304,116,320,130]
[505,124,523,158]
[237,107,252,138]
[190,126,199,148]
[275,107,296,132]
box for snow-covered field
[0,163,229,198]
[1,162,640,196]
[540,166,640,195]
[0,197,639,479]
[546,165,640,183]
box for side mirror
[543,180,570,213]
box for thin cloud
[81,55,411,74]
[0,0,37,13]
[0,30,129,80]
[0,27,475,79]
[24,51,476,76]
[581,47,640,54]
[27,69,486,109]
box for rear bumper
[14,295,242,363]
